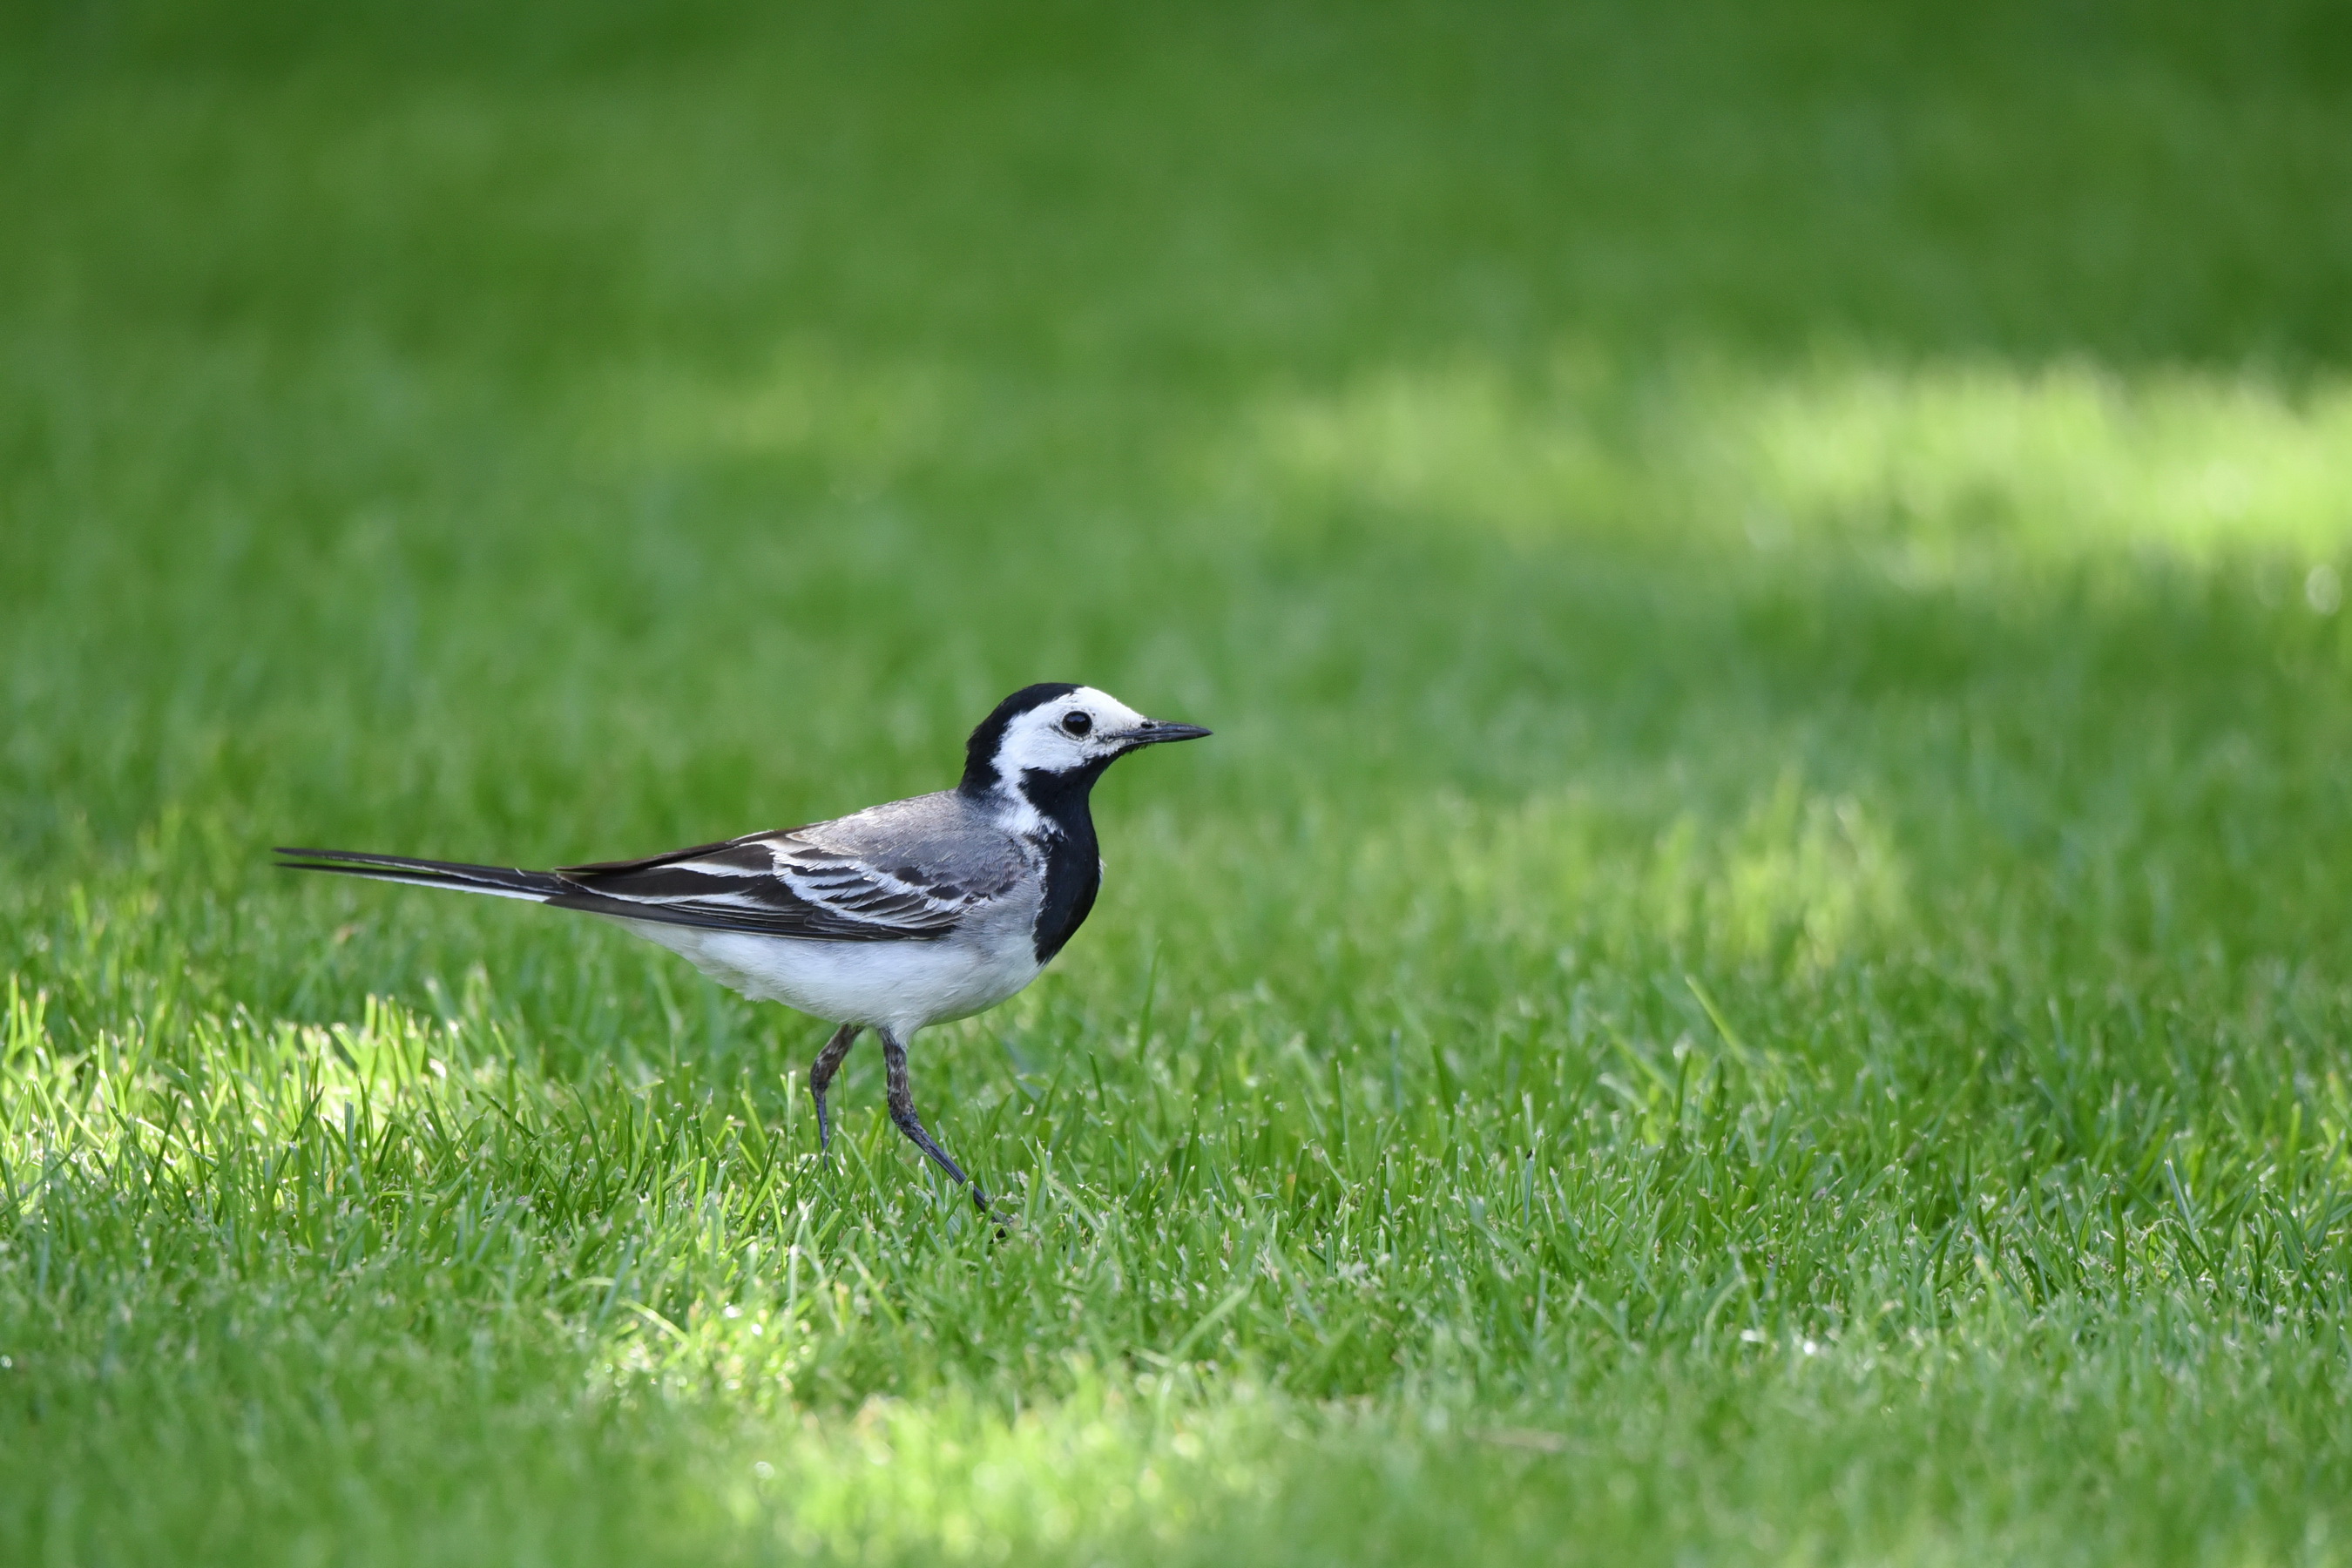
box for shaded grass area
[5,0,2352,1562]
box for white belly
[612,918,1043,1035]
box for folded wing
[554,833,986,940]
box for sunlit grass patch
[612,341,974,485]
[1725,361,2352,571]
[1239,353,2352,580]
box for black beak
[1123,719,1213,747]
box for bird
[277,683,1209,1213]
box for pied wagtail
[278,684,1209,1213]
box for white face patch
[989,686,1152,783]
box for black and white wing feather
[552,833,991,940]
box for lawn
[5,0,2352,1562]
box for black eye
[1062,711,1093,737]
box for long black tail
[274,848,569,903]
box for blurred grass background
[6,1,2352,1563]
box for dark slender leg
[808,1022,862,1152]
[879,1027,992,1213]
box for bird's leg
[878,1028,993,1214]
[808,1022,862,1152]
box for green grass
[6,0,2352,1561]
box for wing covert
[551,832,990,941]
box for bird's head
[958,683,1210,811]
